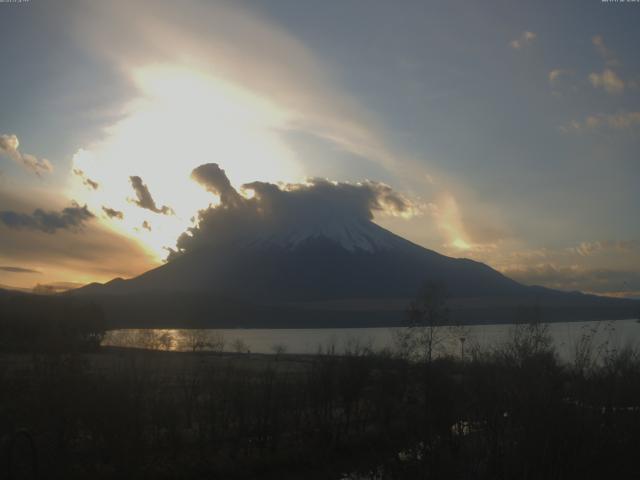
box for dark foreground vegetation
[1,319,640,480]
[0,293,105,353]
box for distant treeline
[0,293,106,352]
[74,290,640,329]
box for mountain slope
[71,163,640,326]
[77,221,525,301]
[72,219,640,327]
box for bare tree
[400,281,450,362]
[232,338,249,354]
[447,323,472,361]
[179,329,206,352]
[209,331,225,353]
[271,343,287,359]
[157,330,175,351]
[500,303,553,366]
[136,329,163,351]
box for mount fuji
[74,215,638,328]
[72,164,639,327]
[78,218,525,300]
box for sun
[68,64,301,260]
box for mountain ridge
[70,219,640,327]
[75,225,524,300]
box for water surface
[103,319,640,362]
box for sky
[0,0,639,298]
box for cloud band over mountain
[169,163,415,259]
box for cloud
[0,134,53,176]
[572,240,640,257]
[0,222,156,287]
[510,31,536,49]
[33,282,86,295]
[170,163,416,258]
[142,220,152,231]
[415,191,508,255]
[0,189,159,290]
[561,112,640,132]
[69,0,438,192]
[592,35,620,67]
[191,163,243,207]
[0,266,41,274]
[588,69,624,94]
[73,168,99,190]
[547,69,577,97]
[102,206,124,220]
[129,176,174,215]
[56,0,462,263]
[548,69,571,85]
[0,203,95,234]
[501,263,640,296]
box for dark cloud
[1,222,157,282]
[242,177,411,224]
[0,133,53,176]
[142,220,152,231]
[170,163,413,259]
[73,168,99,190]
[191,163,242,207]
[0,203,94,233]
[129,176,174,215]
[85,178,99,190]
[102,206,124,220]
[0,189,159,285]
[0,266,41,274]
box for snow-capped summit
[244,218,406,253]
[76,214,528,302]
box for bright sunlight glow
[68,65,302,260]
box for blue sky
[0,0,639,297]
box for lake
[103,318,640,362]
